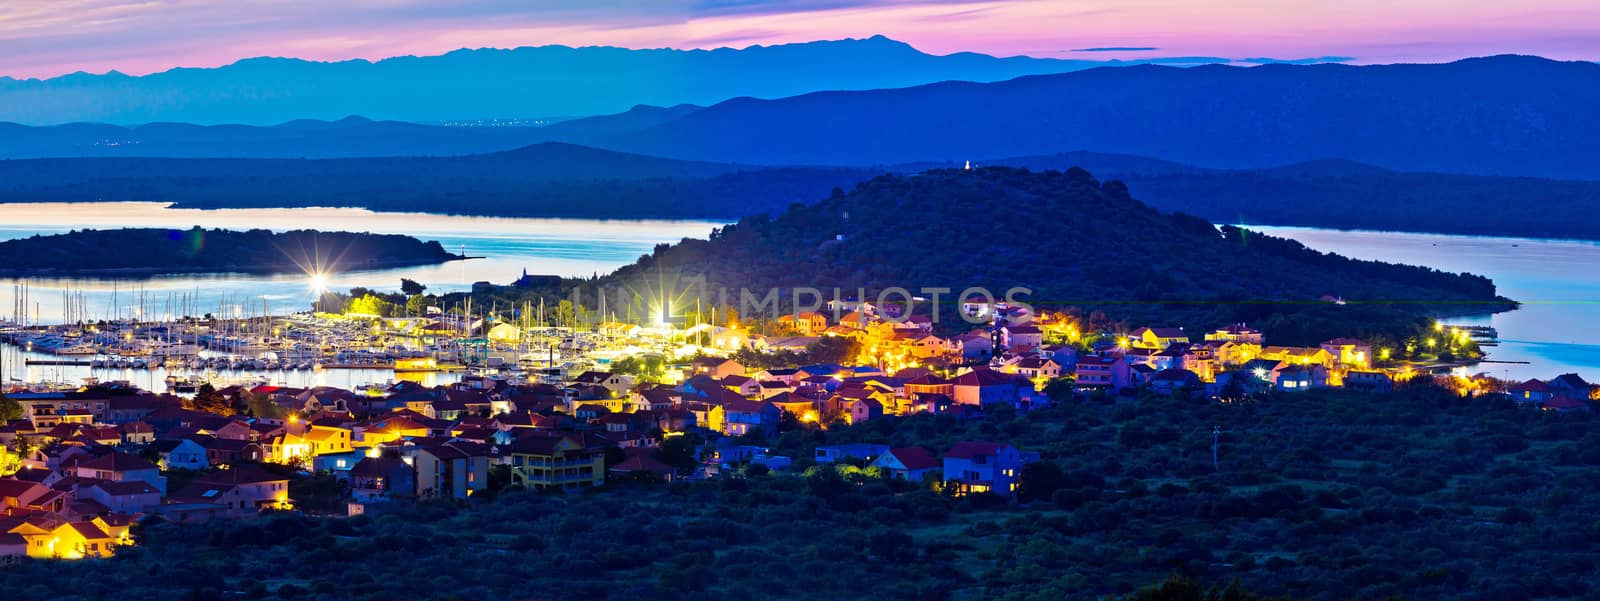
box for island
[0,227,466,276]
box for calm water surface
[1253,226,1600,382]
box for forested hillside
[606,167,1510,338]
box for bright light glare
[309,272,329,294]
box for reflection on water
[0,202,719,318]
[0,344,458,390]
[0,202,720,385]
[1252,226,1600,381]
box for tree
[1017,461,1067,502]
[345,294,398,317]
[611,355,666,383]
[658,435,702,475]
[805,336,859,365]
[186,384,235,416]
[406,294,430,316]
[554,299,577,329]
[313,291,348,313]
[0,392,22,423]
[400,278,427,296]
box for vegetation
[6,385,1597,600]
[595,167,1511,342]
[0,227,463,276]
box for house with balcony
[507,433,607,490]
[942,441,1025,498]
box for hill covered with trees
[0,228,463,276]
[605,167,1511,341]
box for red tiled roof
[198,465,287,485]
[77,451,158,473]
[884,447,938,470]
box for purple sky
[2,0,1597,79]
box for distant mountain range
[974,153,1600,240]
[562,55,1600,180]
[0,116,555,159]
[6,55,1596,181]
[0,36,1224,126]
[5,143,1599,240]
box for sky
[1,0,1597,79]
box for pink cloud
[0,0,1596,79]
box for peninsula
[0,227,465,276]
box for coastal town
[4,291,1594,562]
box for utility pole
[1212,425,1221,471]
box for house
[755,380,793,399]
[0,479,63,513]
[942,441,1025,498]
[1548,373,1592,398]
[709,399,781,437]
[1257,346,1334,369]
[1343,370,1395,393]
[953,333,994,359]
[1130,327,1189,350]
[507,434,607,490]
[119,421,155,445]
[1007,357,1062,381]
[1001,324,1043,350]
[1205,323,1264,345]
[202,438,265,466]
[1076,354,1132,391]
[311,449,368,476]
[841,398,884,425]
[571,371,634,397]
[1211,341,1263,367]
[1209,369,1273,398]
[814,443,889,465]
[1320,338,1374,368]
[952,367,1042,409]
[74,452,166,496]
[1541,396,1590,414]
[1148,369,1202,394]
[1507,379,1553,403]
[721,374,762,398]
[1244,359,1329,391]
[767,391,819,422]
[892,331,948,359]
[167,466,291,518]
[608,448,675,482]
[0,532,23,565]
[153,438,210,471]
[7,516,124,559]
[415,442,490,500]
[690,357,745,379]
[868,447,942,482]
[349,456,416,503]
[839,310,873,330]
[302,424,355,456]
[1131,363,1157,387]
[83,480,161,515]
[778,311,829,336]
